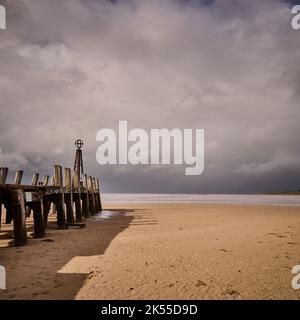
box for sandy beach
[0,203,300,300]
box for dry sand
[0,204,299,300]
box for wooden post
[73,173,82,222]
[88,176,96,215]
[92,177,100,212]
[0,167,8,184]
[43,175,49,186]
[64,168,74,224]
[11,188,27,246]
[43,196,51,227]
[31,173,39,186]
[53,165,66,228]
[0,168,8,227]
[14,170,23,185]
[81,174,90,219]
[96,178,103,212]
[31,190,45,238]
[42,175,50,226]
[26,173,40,218]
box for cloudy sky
[0,0,299,193]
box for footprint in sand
[219,249,231,253]
[196,280,207,287]
[268,233,286,238]
[226,288,239,296]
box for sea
[101,193,300,206]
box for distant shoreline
[267,191,300,195]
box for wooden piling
[42,175,51,226]
[31,190,45,238]
[0,155,102,246]
[64,168,75,224]
[14,170,23,185]
[82,174,90,218]
[92,177,100,212]
[0,167,9,226]
[43,175,49,186]
[96,178,103,212]
[11,188,27,246]
[0,167,8,184]
[53,165,66,228]
[26,173,39,218]
[31,173,39,186]
[87,176,96,215]
[73,173,82,222]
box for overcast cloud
[0,0,299,193]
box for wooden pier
[0,165,102,246]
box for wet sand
[0,204,300,299]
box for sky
[0,0,300,194]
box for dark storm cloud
[0,0,299,193]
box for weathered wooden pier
[0,140,102,246]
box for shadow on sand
[0,209,135,299]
